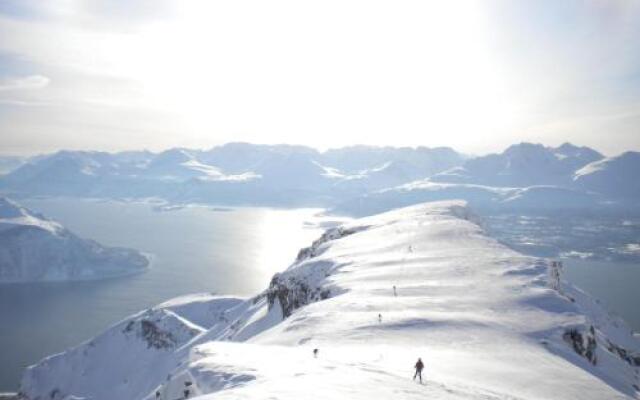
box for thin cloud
[0,74,50,91]
[0,1,639,155]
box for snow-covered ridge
[0,197,149,282]
[18,201,640,399]
[0,197,62,234]
[573,151,640,200]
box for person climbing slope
[413,358,424,383]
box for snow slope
[0,197,149,282]
[18,201,640,399]
[0,156,27,175]
[573,152,640,200]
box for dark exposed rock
[606,340,640,367]
[140,320,178,349]
[296,226,367,262]
[563,326,597,365]
[265,224,359,318]
[267,274,331,318]
[124,320,135,333]
[122,316,178,350]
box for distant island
[0,197,149,282]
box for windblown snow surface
[18,201,640,399]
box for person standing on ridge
[413,358,424,383]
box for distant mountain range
[333,143,640,215]
[430,142,603,187]
[0,142,638,214]
[0,143,465,207]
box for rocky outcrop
[266,274,331,318]
[121,309,203,350]
[563,326,598,365]
[123,320,176,350]
[267,224,367,319]
[295,225,367,262]
[606,340,640,367]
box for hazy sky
[1,0,639,156]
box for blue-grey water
[0,199,331,391]
[563,259,640,331]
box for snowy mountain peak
[18,201,640,399]
[553,143,604,168]
[555,142,601,157]
[573,151,640,199]
[150,148,195,166]
[428,142,605,188]
[503,141,549,157]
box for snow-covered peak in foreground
[19,201,640,399]
[0,197,149,282]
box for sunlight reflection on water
[0,198,344,391]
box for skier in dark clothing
[184,381,192,399]
[413,358,424,383]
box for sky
[0,0,639,156]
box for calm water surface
[0,199,332,391]
[563,259,640,332]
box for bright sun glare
[110,1,518,150]
[2,1,640,154]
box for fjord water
[563,259,640,332]
[0,199,328,391]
